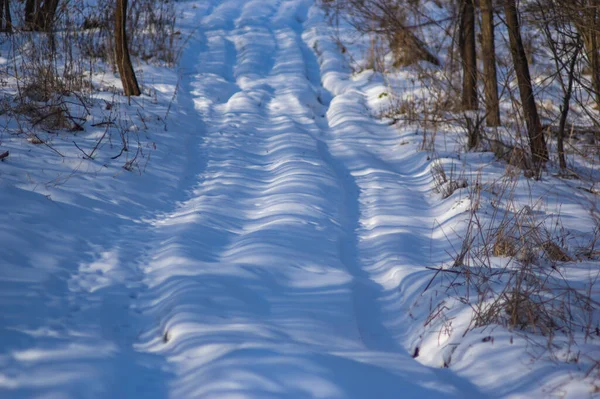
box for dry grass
[425,169,598,347]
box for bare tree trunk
[557,43,581,170]
[504,0,548,174]
[0,0,4,32]
[459,0,477,111]
[572,0,600,109]
[4,0,11,33]
[480,0,500,126]
[115,0,141,96]
[588,31,600,109]
[0,0,11,33]
[24,0,36,30]
[33,0,59,32]
[584,1,600,109]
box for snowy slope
[0,0,597,398]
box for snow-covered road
[0,0,486,397]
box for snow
[0,0,598,398]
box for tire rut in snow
[294,18,402,351]
[121,1,483,398]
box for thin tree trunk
[24,0,36,30]
[115,0,141,96]
[586,1,600,109]
[4,0,11,33]
[480,0,500,126]
[557,44,580,170]
[34,0,59,32]
[504,0,548,174]
[574,1,600,109]
[459,0,477,110]
[590,32,600,109]
[0,0,4,32]
[0,0,11,33]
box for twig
[73,140,92,159]
[426,266,462,274]
[111,146,127,160]
[91,121,116,127]
[36,136,64,157]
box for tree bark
[4,0,11,33]
[585,29,600,109]
[115,0,141,96]
[24,0,36,29]
[34,0,59,32]
[572,0,600,109]
[557,44,581,170]
[480,0,500,126]
[504,0,548,174]
[459,0,477,110]
[583,1,600,109]
[0,0,11,33]
[0,0,4,32]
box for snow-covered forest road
[0,0,509,397]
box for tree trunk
[24,0,36,30]
[504,0,548,174]
[115,0,141,96]
[459,0,477,110]
[34,0,58,32]
[557,43,581,170]
[4,0,11,33]
[0,0,11,33]
[584,1,600,109]
[22,0,61,33]
[573,1,600,109]
[480,0,500,126]
[0,0,4,32]
[588,31,600,109]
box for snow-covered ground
[0,0,598,398]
